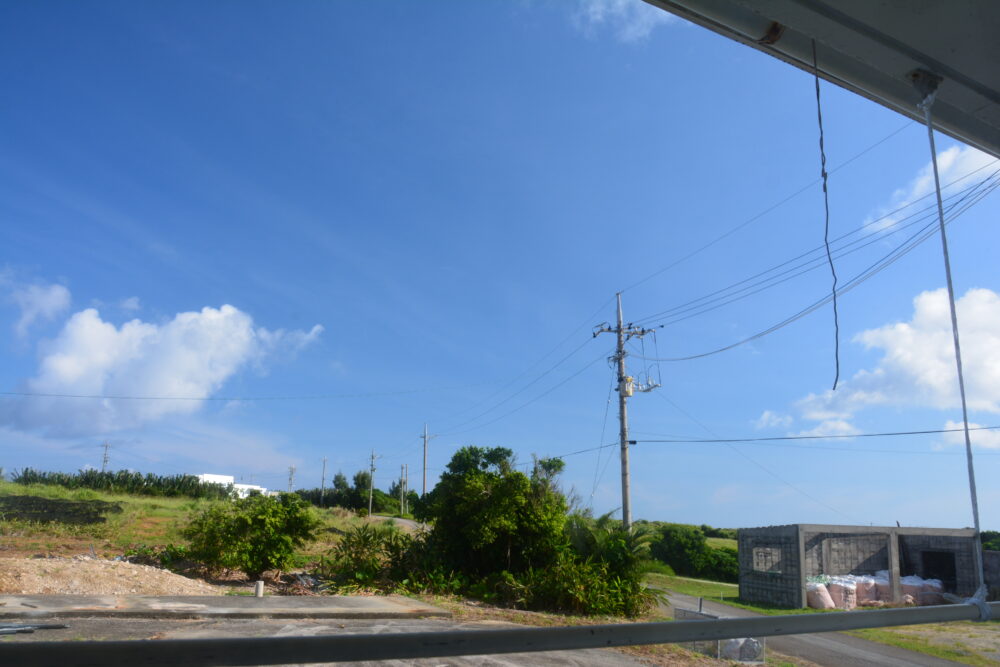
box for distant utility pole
[400,464,405,513]
[287,465,296,492]
[594,292,659,532]
[404,464,409,515]
[368,451,377,516]
[421,424,436,497]
[101,441,110,473]
[320,457,328,507]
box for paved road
[659,590,959,666]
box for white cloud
[867,145,996,232]
[3,304,322,436]
[120,296,141,311]
[795,419,860,438]
[7,282,71,336]
[574,0,675,42]
[796,288,1000,426]
[941,420,1000,450]
[754,410,792,429]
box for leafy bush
[416,447,567,575]
[982,530,1000,551]
[123,543,190,570]
[183,493,320,578]
[320,447,654,617]
[650,523,738,582]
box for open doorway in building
[921,551,957,592]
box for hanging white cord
[916,74,989,618]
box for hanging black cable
[813,40,841,390]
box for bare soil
[0,556,219,595]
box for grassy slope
[705,537,737,550]
[0,480,356,561]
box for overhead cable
[632,173,1000,362]
[618,121,913,294]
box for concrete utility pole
[403,464,409,514]
[399,464,405,513]
[100,441,110,473]
[421,423,436,497]
[287,466,296,492]
[320,457,327,507]
[368,451,377,516]
[594,292,659,532]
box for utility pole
[400,464,405,513]
[403,463,409,515]
[100,441,110,473]
[320,457,327,507]
[287,465,296,492]
[594,292,659,532]
[368,451,377,516]
[421,423,436,498]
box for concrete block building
[738,524,980,608]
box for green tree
[183,493,321,578]
[417,446,567,575]
[651,523,711,577]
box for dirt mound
[0,557,219,595]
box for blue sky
[2,0,999,529]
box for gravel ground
[0,556,219,595]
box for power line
[633,164,1000,328]
[0,384,482,402]
[437,349,612,437]
[633,173,1000,362]
[635,423,1000,444]
[434,296,615,428]
[656,392,857,522]
[619,121,913,294]
[437,337,598,434]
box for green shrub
[183,493,320,578]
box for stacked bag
[806,572,944,609]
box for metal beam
[2,602,996,666]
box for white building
[196,473,268,498]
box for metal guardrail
[1,601,996,666]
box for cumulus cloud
[867,145,996,232]
[796,288,1000,437]
[2,304,322,436]
[7,282,71,336]
[754,410,792,429]
[575,0,675,42]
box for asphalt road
[660,590,960,666]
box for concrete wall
[737,525,802,608]
[899,534,978,596]
[803,531,889,576]
[738,524,980,607]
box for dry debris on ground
[0,556,219,596]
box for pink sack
[807,583,835,609]
[828,581,857,610]
[875,580,893,601]
[855,578,877,604]
[921,580,945,606]
[901,577,924,603]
